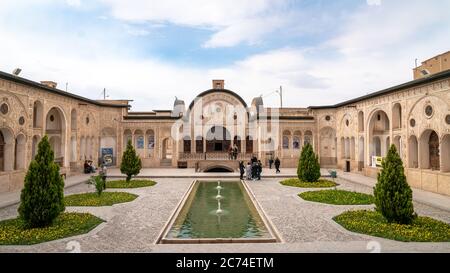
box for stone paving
[0,175,450,253]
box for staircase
[160,159,172,167]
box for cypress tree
[297,143,321,182]
[374,145,416,224]
[18,135,65,228]
[120,139,142,182]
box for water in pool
[167,181,271,239]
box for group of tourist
[228,144,239,160]
[238,156,281,181]
[83,160,96,174]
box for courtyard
[1,168,449,253]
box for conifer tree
[18,135,65,228]
[297,143,321,182]
[120,139,142,182]
[374,145,416,224]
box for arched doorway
[100,127,116,166]
[408,135,418,168]
[419,130,440,170]
[429,131,440,171]
[14,134,26,170]
[0,128,14,171]
[293,131,302,150]
[45,107,66,166]
[162,138,173,159]
[442,134,450,172]
[319,127,336,166]
[358,137,365,171]
[206,126,231,152]
[368,110,390,164]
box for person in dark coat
[274,157,281,173]
[257,160,262,180]
[251,161,258,180]
[269,157,274,169]
[239,161,245,180]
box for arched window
[146,129,155,157]
[33,101,43,128]
[358,111,364,132]
[369,110,390,158]
[123,129,132,149]
[304,131,313,146]
[71,109,77,130]
[293,131,301,150]
[392,103,402,129]
[135,130,144,149]
[282,130,291,149]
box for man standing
[274,157,281,173]
[239,161,245,180]
[269,156,274,169]
[257,160,262,180]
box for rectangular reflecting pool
[158,180,279,244]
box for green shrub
[120,139,142,182]
[297,143,321,182]
[87,175,105,196]
[18,135,65,228]
[374,145,416,224]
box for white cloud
[100,0,288,48]
[66,0,81,7]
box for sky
[0,0,449,111]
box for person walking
[246,162,252,180]
[239,161,245,180]
[269,156,274,169]
[274,157,281,173]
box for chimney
[41,81,57,88]
[212,80,224,89]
